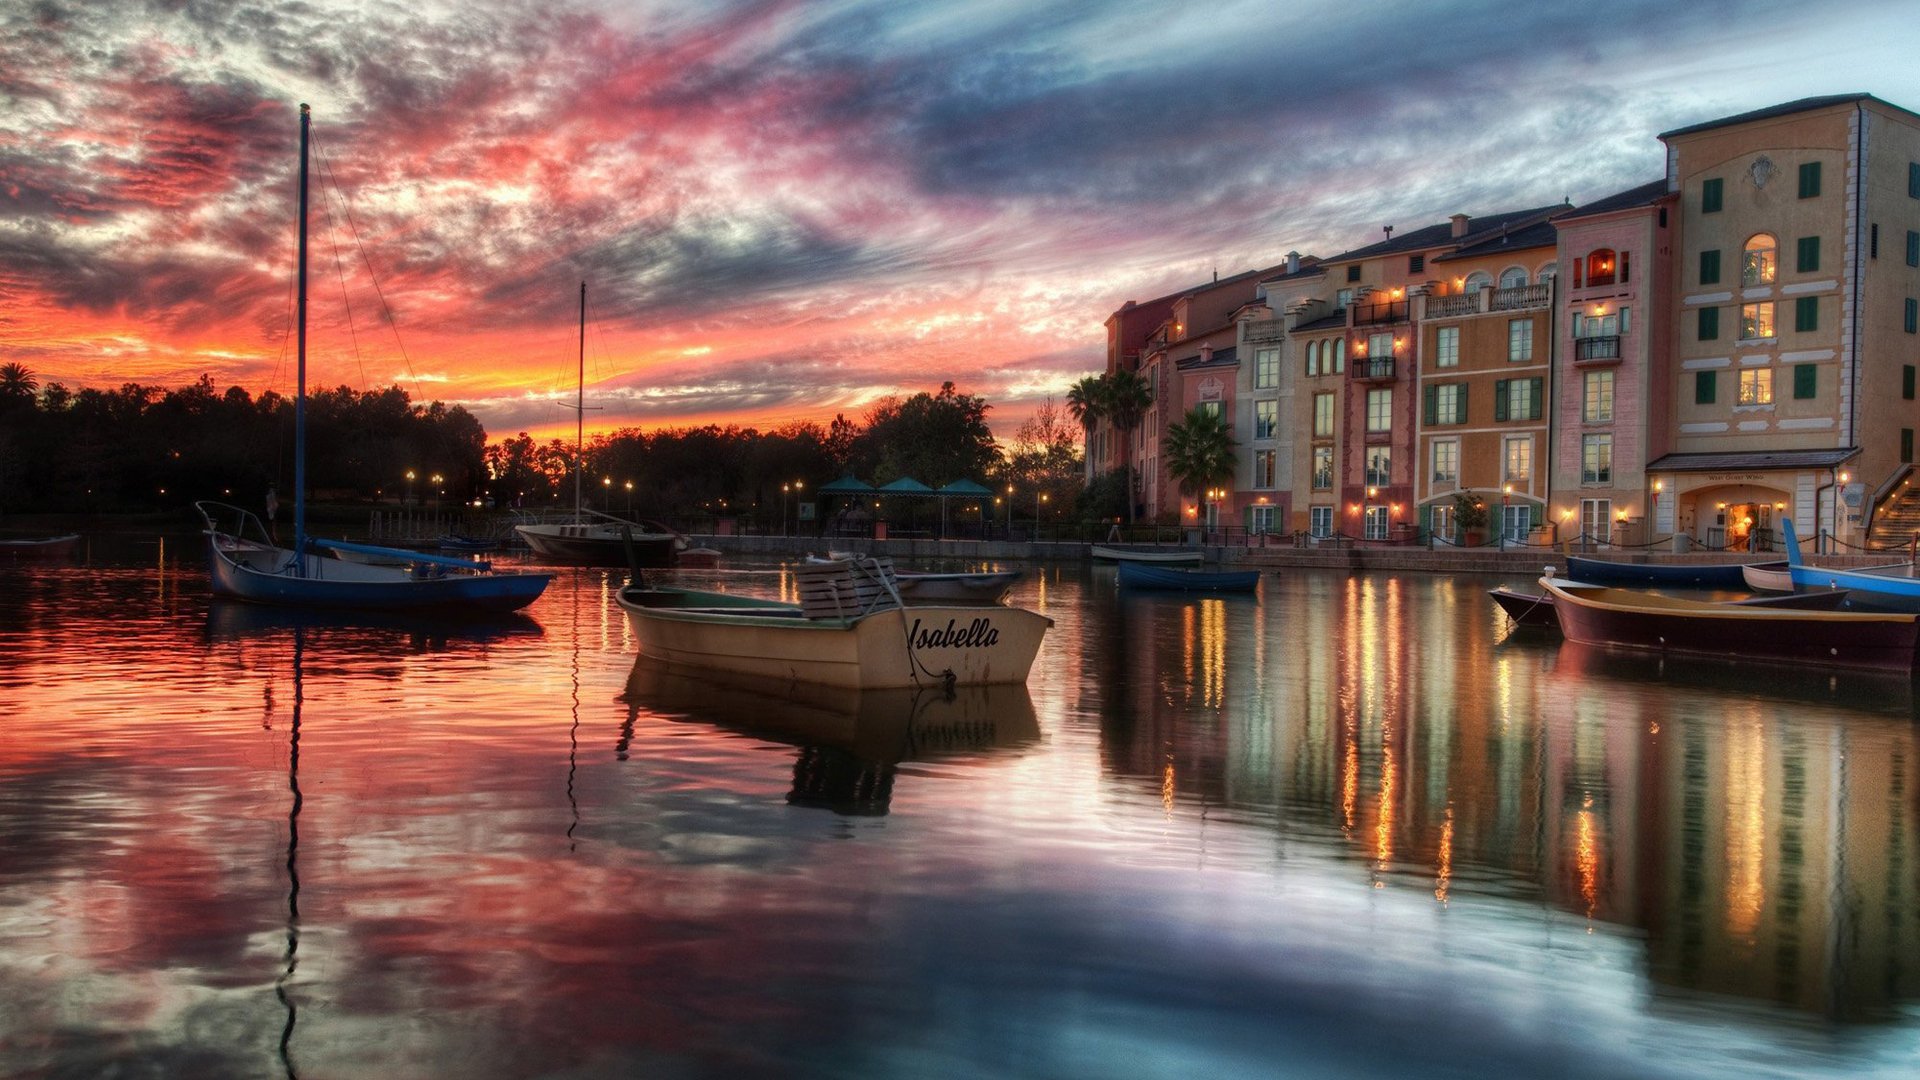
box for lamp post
[603,476,612,514]
[1652,478,1662,539]
[1034,489,1047,534]
[1363,485,1376,542]
[430,472,443,510]
[405,469,416,506]
[624,480,633,516]
[782,482,792,536]
[1501,484,1511,550]
[1831,469,1850,553]
[1006,484,1015,537]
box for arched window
[1499,266,1529,290]
[1464,271,1493,293]
[1536,262,1557,283]
[1584,249,1617,287]
[1331,337,1346,373]
[1305,340,1320,376]
[1743,233,1777,285]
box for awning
[1645,448,1859,473]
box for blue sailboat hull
[1117,560,1260,592]
[207,537,550,612]
[1782,517,1920,610]
[1564,555,1749,589]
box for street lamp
[782,482,792,536]
[430,473,444,509]
[1501,483,1512,549]
[603,476,612,514]
[1034,489,1047,531]
[1364,485,1377,542]
[624,480,633,516]
[1006,484,1015,535]
[406,469,416,506]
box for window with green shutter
[1797,236,1820,273]
[1423,384,1436,425]
[1904,364,1915,400]
[1695,370,1716,404]
[1910,230,1920,268]
[1910,162,1920,199]
[1905,428,1915,465]
[1906,298,1918,334]
[1699,306,1719,341]
[1798,161,1821,199]
[1527,377,1543,420]
[1702,178,1723,213]
[1493,379,1509,422]
[1795,296,1818,332]
[1700,249,1720,284]
[1794,364,1816,399]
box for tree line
[0,366,1105,529]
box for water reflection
[622,662,1040,815]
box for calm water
[3,538,1919,1079]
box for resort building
[1230,253,1322,535]
[1550,180,1675,548]
[1658,93,1920,552]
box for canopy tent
[935,479,996,535]
[814,475,998,538]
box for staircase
[1867,478,1920,549]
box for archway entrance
[1694,485,1790,552]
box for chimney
[1200,344,1214,362]
[1450,213,1469,238]
[1286,250,1300,274]
[1383,225,1394,241]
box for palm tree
[1066,374,1105,480]
[1102,369,1153,523]
[0,363,37,407]
[1164,407,1237,532]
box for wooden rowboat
[1537,575,1919,671]
[1739,560,1793,592]
[1090,545,1203,565]
[0,533,80,560]
[1116,560,1259,592]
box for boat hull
[516,523,678,566]
[1565,555,1749,589]
[207,535,550,612]
[0,534,80,560]
[1117,560,1259,592]
[618,586,1051,689]
[1091,545,1203,565]
[1489,586,1558,627]
[1740,561,1793,592]
[1541,577,1919,671]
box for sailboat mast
[575,280,585,519]
[293,103,310,571]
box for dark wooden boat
[1565,555,1748,589]
[1489,586,1558,627]
[0,533,80,560]
[1537,576,1919,671]
[1117,560,1260,592]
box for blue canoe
[1117,560,1261,592]
[1564,555,1749,589]
[1782,517,1920,610]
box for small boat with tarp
[1091,544,1203,565]
[1116,560,1259,593]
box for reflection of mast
[566,585,580,849]
[276,626,305,1079]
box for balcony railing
[1352,299,1409,326]
[1426,293,1480,318]
[1243,318,1286,343]
[1352,357,1396,381]
[1490,282,1552,311]
[1574,335,1622,363]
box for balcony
[1243,318,1286,343]
[1426,293,1480,318]
[1352,357,1396,381]
[1574,335,1622,364]
[1490,282,1552,311]
[1352,299,1409,326]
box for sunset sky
[2,0,1916,443]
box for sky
[2,0,1918,444]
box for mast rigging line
[306,126,427,404]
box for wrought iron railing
[1352,299,1409,326]
[1352,357,1396,380]
[1574,335,1622,362]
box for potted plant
[1453,491,1488,546]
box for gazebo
[936,479,996,537]
[812,475,1000,539]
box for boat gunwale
[1542,578,1917,624]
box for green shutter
[1906,298,1918,334]
[1797,236,1820,272]
[1795,296,1819,332]
[1910,162,1920,199]
[1702,178,1723,213]
[1695,371,1716,405]
[1700,249,1720,284]
[1699,306,1719,341]
[1423,384,1437,425]
[1458,383,1468,426]
[1794,363,1817,399]
[1909,230,1919,268]
[1493,379,1509,421]
[1905,365,1915,400]
[1528,377,1544,420]
[1905,429,1915,465]
[1798,161,1821,199]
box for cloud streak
[0,0,1911,440]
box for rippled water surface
[3,537,1919,1078]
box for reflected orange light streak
[1575,797,1600,922]
[1726,714,1766,939]
[1435,806,1454,904]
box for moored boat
[617,556,1051,689]
[1537,574,1919,670]
[0,533,80,560]
[1090,545,1203,565]
[1564,555,1749,589]
[1739,560,1793,592]
[1782,517,1920,611]
[1495,581,1851,630]
[1116,560,1259,592]
[817,552,1022,603]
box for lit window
[1582,434,1612,484]
[1253,449,1276,488]
[1309,506,1333,537]
[1434,326,1459,367]
[1431,439,1458,486]
[1254,399,1277,440]
[1584,249,1617,287]
[1583,370,1614,423]
[1365,446,1391,488]
[1738,368,1773,405]
[1743,234,1777,286]
[1508,319,1534,362]
[1366,388,1392,432]
[1431,383,1465,425]
[1312,446,1333,490]
[1741,302,1776,340]
[1367,331,1394,359]
[1254,347,1278,389]
[1313,393,1334,438]
[1504,436,1532,482]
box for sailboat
[512,282,684,568]
[199,104,552,614]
